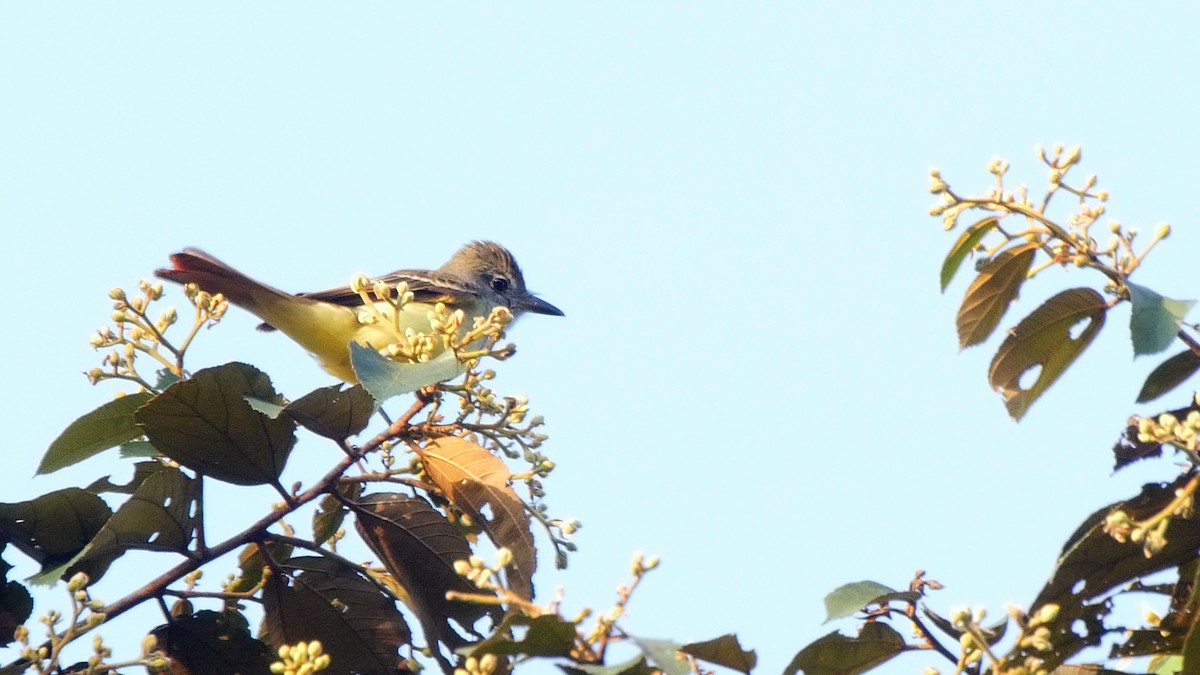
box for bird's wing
[297,271,476,308]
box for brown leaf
[260,556,411,675]
[988,287,1107,420]
[419,437,536,600]
[957,242,1039,349]
[352,493,498,653]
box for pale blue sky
[2,4,1199,673]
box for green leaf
[1150,655,1184,675]
[350,344,462,404]
[941,216,999,292]
[135,363,297,486]
[466,614,578,658]
[312,481,363,545]
[244,395,287,418]
[783,623,904,675]
[681,634,757,674]
[559,655,653,675]
[632,638,690,675]
[823,581,896,622]
[118,440,160,459]
[1137,349,1200,403]
[227,540,292,595]
[87,460,172,494]
[1129,283,1196,357]
[0,489,112,583]
[957,242,1039,349]
[989,287,1107,420]
[37,391,154,474]
[286,383,377,440]
[34,467,197,585]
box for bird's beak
[516,294,565,317]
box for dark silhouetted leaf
[0,546,32,645]
[680,634,757,674]
[419,438,535,599]
[353,493,498,653]
[0,489,112,582]
[1137,349,1200,403]
[1129,283,1196,357]
[35,467,197,584]
[957,242,1038,349]
[822,581,896,622]
[350,344,462,404]
[38,391,154,474]
[467,614,577,658]
[286,384,377,440]
[261,556,411,675]
[632,638,689,675]
[313,481,364,545]
[1029,472,1200,654]
[989,287,1107,420]
[135,363,296,486]
[151,609,273,675]
[941,217,999,292]
[783,623,904,675]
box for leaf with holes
[1137,349,1200,403]
[352,493,498,652]
[957,242,1039,349]
[1025,473,1200,666]
[988,288,1107,420]
[135,363,296,486]
[32,467,197,585]
[37,391,154,474]
[261,556,411,675]
[1129,283,1196,357]
[0,488,113,584]
[783,622,905,675]
[941,216,999,292]
[418,437,535,600]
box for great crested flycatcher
[155,241,563,382]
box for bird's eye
[490,276,510,292]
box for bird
[155,241,563,383]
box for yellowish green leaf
[941,216,999,292]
